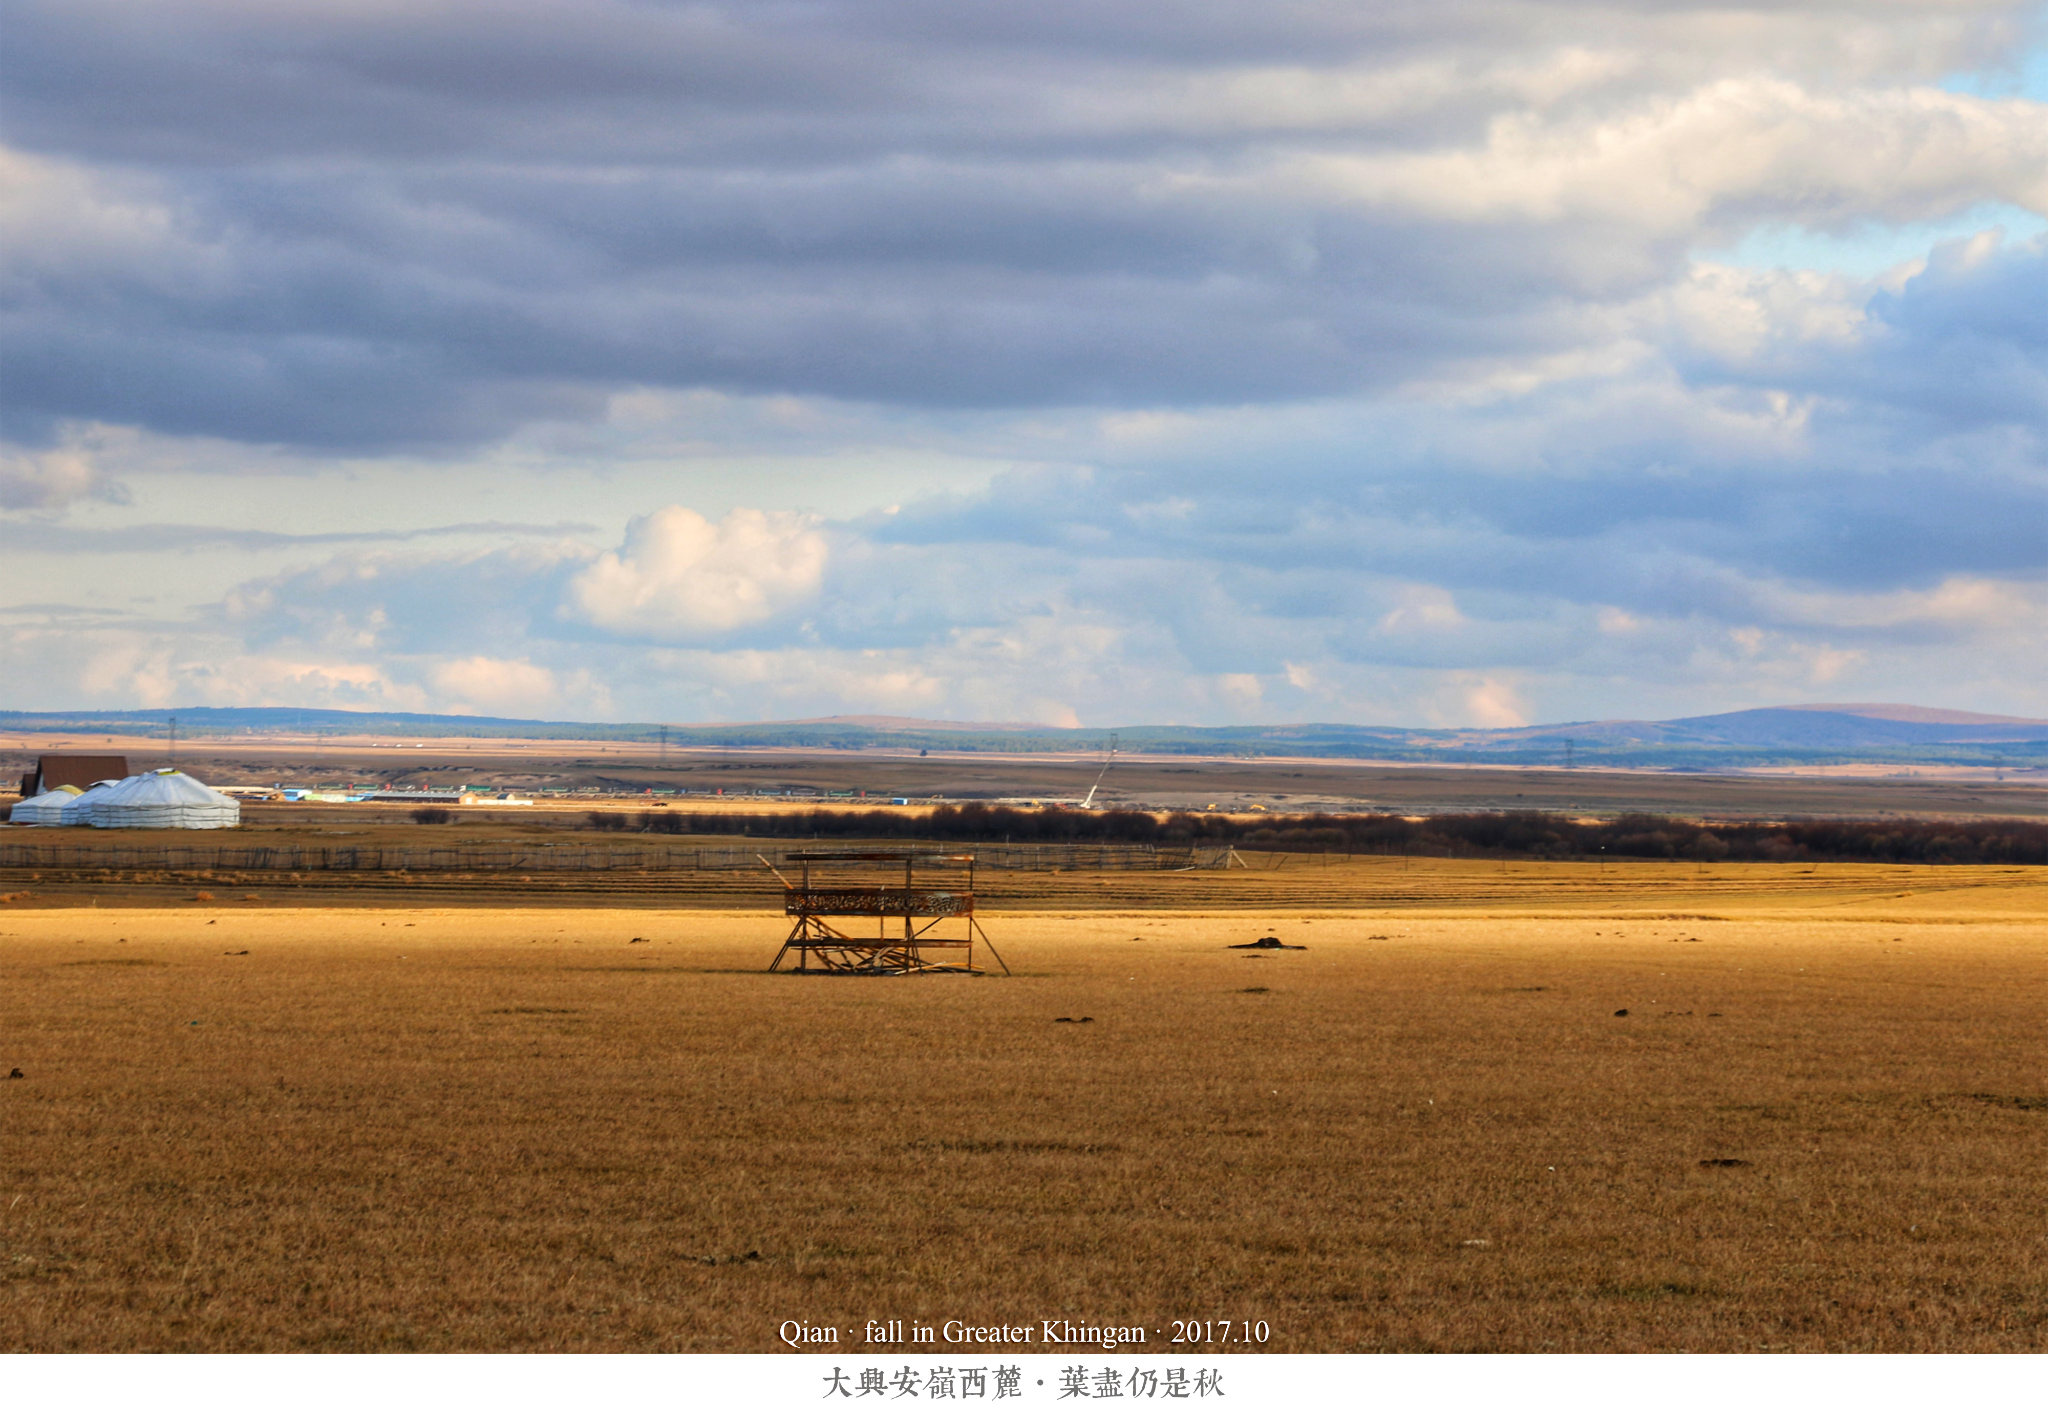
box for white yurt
[8,784,82,825]
[56,778,136,826]
[88,769,241,829]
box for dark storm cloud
[6,1,2021,164]
[868,254,2048,606]
[6,0,2040,451]
[0,0,1677,166]
[0,153,1636,445]
[0,1,919,165]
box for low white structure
[8,784,82,824]
[57,778,134,825]
[87,769,241,829]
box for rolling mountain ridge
[2,702,2042,770]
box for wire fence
[0,840,1216,874]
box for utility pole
[168,715,177,766]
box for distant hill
[718,714,1062,733]
[1783,703,2044,725]
[2,702,2042,770]
[1638,707,2048,748]
[1464,705,2048,752]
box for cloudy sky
[4,0,2045,728]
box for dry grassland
[1,859,2043,1353]
[8,842,2041,915]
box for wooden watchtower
[767,850,1008,975]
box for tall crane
[1080,733,1118,810]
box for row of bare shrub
[590,805,2047,865]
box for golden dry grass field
[1,858,2043,1353]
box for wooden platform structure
[766,850,1008,975]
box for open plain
[2,858,2043,1353]
[9,730,2046,819]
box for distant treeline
[588,805,2048,865]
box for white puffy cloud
[1,443,107,510]
[565,506,827,639]
[0,621,430,713]
[0,425,130,509]
[1307,81,2048,235]
[426,656,565,717]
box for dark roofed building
[18,755,131,799]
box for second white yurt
[8,784,82,824]
[88,769,241,829]
[57,778,136,825]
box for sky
[3,0,2045,729]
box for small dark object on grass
[224,950,249,956]
[1053,1016,1095,1024]
[630,937,649,943]
[1699,1158,1752,1168]
[1240,987,1271,994]
[410,807,454,825]
[7,1067,22,1079]
[1614,1008,1630,1016]
[698,1250,766,1266]
[1229,936,1305,950]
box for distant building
[17,754,131,799]
[361,790,533,806]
